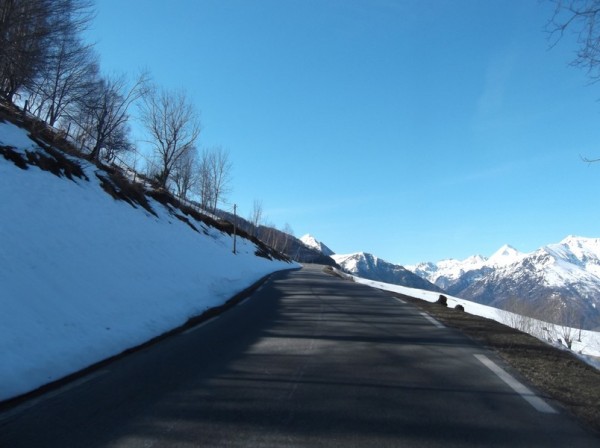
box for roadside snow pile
[0,121,297,401]
[347,273,600,369]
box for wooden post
[233,204,237,254]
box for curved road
[0,264,597,447]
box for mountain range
[300,234,600,330]
[300,235,442,293]
[407,236,600,330]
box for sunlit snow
[0,121,296,401]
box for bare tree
[547,300,583,349]
[547,0,600,82]
[196,149,214,211]
[502,297,545,338]
[261,222,278,249]
[25,0,95,125]
[0,0,52,101]
[206,146,231,212]
[102,120,134,164]
[0,0,93,103]
[248,199,263,236]
[281,222,294,252]
[546,1,600,163]
[141,87,201,189]
[27,33,98,127]
[73,72,148,162]
[195,146,232,213]
[503,295,584,350]
[172,147,198,200]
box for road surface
[0,264,598,447]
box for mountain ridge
[407,235,600,330]
[332,252,444,293]
[300,234,335,256]
[298,235,441,292]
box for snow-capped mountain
[407,236,600,330]
[301,234,442,292]
[408,255,487,290]
[488,244,526,266]
[300,234,335,256]
[544,236,600,279]
[333,252,443,293]
[407,244,525,286]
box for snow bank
[0,121,296,401]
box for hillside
[0,112,296,401]
[214,212,338,266]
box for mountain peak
[300,234,334,256]
[488,244,523,266]
[559,235,600,249]
[548,235,600,268]
[464,254,487,265]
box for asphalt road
[0,264,598,447]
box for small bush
[39,143,87,180]
[255,248,272,260]
[455,304,465,312]
[96,172,156,216]
[173,213,199,233]
[436,294,448,307]
[1,146,28,169]
[26,150,62,177]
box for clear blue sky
[85,0,600,265]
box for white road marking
[394,297,407,304]
[474,354,558,414]
[182,316,220,335]
[0,370,110,422]
[419,312,445,328]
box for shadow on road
[2,267,598,447]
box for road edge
[0,266,299,412]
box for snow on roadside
[344,272,600,367]
[0,121,297,401]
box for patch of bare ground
[392,291,600,435]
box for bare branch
[546,0,600,82]
[140,86,201,189]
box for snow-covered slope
[407,237,600,330]
[544,236,600,280]
[333,252,442,293]
[0,120,296,401]
[300,234,335,256]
